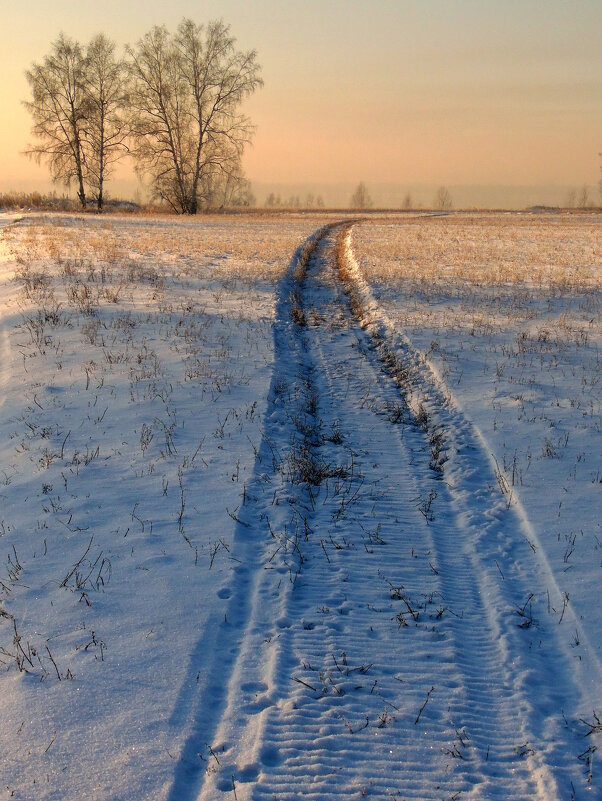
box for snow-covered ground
[0,213,317,799]
[0,212,600,801]
[352,213,601,665]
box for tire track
[250,229,551,800]
[169,223,595,800]
[339,224,602,691]
[166,225,340,801]
[333,225,598,797]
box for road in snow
[167,225,599,800]
[0,214,599,800]
[351,215,602,672]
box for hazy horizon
[0,176,596,211]
[1,0,600,206]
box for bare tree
[577,184,590,209]
[350,182,372,209]
[227,176,255,208]
[434,186,453,210]
[24,34,88,208]
[83,35,129,211]
[201,162,255,209]
[127,19,262,214]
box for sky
[0,0,600,207]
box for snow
[0,211,600,800]
[0,213,316,799]
[351,214,602,668]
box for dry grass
[0,191,76,211]
[4,213,329,285]
[0,212,331,688]
[350,214,601,351]
[353,213,600,288]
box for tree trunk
[76,171,87,208]
[72,122,86,208]
[68,90,87,209]
[97,106,105,211]
[73,133,86,208]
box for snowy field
[352,213,601,662]
[0,211,600,800]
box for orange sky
[1,1,600,206]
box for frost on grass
[0,211,600,801]
[354,212,600,287]
[0,213,318,800]
[353,212,602,661]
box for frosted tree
[127,19,262,214]
[434,186,453,210]
[24,33,129,210]
[201,164,255,209]
[84,35,129,211]
[577,184,590,209]
[24,34,89,208]
[350,182,372,209]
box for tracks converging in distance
[168,222,596,801]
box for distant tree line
[565,185,596,209]
[265,193,324,209]
[347,183,454,211]
[24,20,262,213]
[350,182,372,210]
